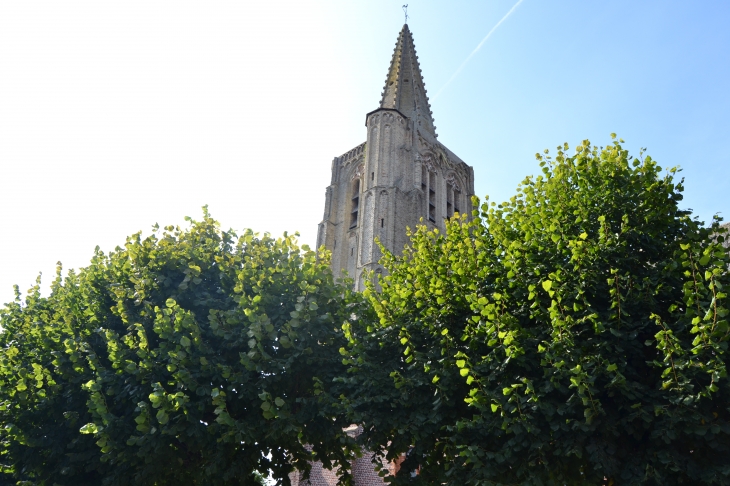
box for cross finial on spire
[402,4,408,24]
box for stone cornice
[364,107,407,126]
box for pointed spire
[379,24,436,137]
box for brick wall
[290,451,399,486]
[290,427,402,486]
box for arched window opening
[428,171,436,223]
[350,179,360,228]
[446,174,462,219]
[447,183,454,218]
[446,182,461,218]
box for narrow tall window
[447,183,454,218]
[421,165,428,220]
[350,179,360,228]
[428,171,436,223]
[454,188,461,215]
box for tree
[1,210,363,485]
[0,271,108,485]
[344,136,730,484]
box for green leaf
[79,423,99,435]
[156,410,169,425]
[542,280,552,292]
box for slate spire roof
[379,24,436,137]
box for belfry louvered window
[428,171,436,223]
[422,165,437,223]
[350,179,360,228]
[446,183,461,218]
[447,183,454,218]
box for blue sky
[326,0,730,221]
[1,1,728,300]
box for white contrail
[432,0,524,101]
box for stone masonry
[317,23,475,291]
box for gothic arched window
[446,175,462,219]
[421,163,437,223]
[428,170,436,223]
[447,182,454,218]
[350,179,360,228]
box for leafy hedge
[1,210,363,485]
[344,137,730,485]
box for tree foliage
[344,137,730,485]
[1,210,361,485]
[3,137,730,486]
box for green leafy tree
[1,210,362,485]
[344,136,730,485]
[0,271,108,486]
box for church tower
[317,24,475,290]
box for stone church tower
[298,22,475,486]
[317,24,475,289]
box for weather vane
[402,4,409,24]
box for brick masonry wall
[290,451,399,486]
[289,426,402,486]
